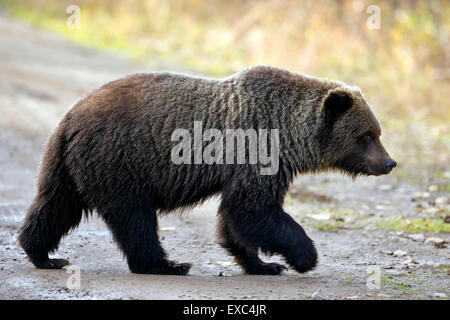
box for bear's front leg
[219,186,317,274]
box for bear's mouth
[366,167,394,176]
[366,170,383,176]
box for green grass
[376,217,450,233]
[341,276,357,286]
[315,221,341,232]
[311,208,367,233]
[381,276,415,294]
[434,264,450,275]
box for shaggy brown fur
[19,66,396,275]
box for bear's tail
[18,126,84,269]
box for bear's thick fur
[19,66,395,275]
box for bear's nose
[385,159,397,169]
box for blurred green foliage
[1,0,449,179]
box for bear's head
[319,87,396,177]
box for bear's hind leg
[100,204,191,275]
[19,124,85,269]
[19,188,83,269]
[217,215,287,275]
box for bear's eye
[361,132,374,143]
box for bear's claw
[131,260,192,275]
[246,262,287,275]
[35,258,69,269]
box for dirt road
[0,10,448,300]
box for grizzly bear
[19,66,396,275]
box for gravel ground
[0,10,448,300]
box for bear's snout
[384,159,397,173]
[368,157,397,176]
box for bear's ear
[321,88,353,122]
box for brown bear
[19,66,396,275]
